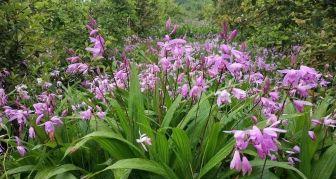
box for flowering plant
[0,17,335,179]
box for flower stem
[260,157,267,179]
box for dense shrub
[0,0,181,91]
[211,0,336,68]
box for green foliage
[312,145,336,179]
[1,1,336,179]
[0,0,182,90]
[250,160,307,179]
[211,0,336,68]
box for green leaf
[128,64,152,136]
[154,129,170,165]
[250,160,307,179]
[109,98,132,141]
[312,144,336,179]
[161,95,182,127]
[198,139,235,179]
[113,169,132,179]
[35,164,84,179]
[64,131,144,159]
[1,165,36,178]
[201,122,222,166]
[178,94,211,129]
[55,172,77,179]
[105,158,178,179]
[172,128,193,178]
[313,97,333,118]
[298,109,313,178]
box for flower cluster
[85,17,105,58]
[229,123,287,175]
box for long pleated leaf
[178,94,211,129]
[34,164,85,179]
[312,144,336,179]
[105,158,178,179]
[161,95,182,127]
[1,165,36,178]
[128,64,152,136]
[64,131,144,159]
[197,139,235,179]
[250,160,307,179]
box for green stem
[260,157,267,179]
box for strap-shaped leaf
[64,131,144,159]
[105,158,178,179]
[312,144,336,179]
[250,160,307,179]
[162,95,182,127]
[34,164,85,179]
[198,139,235,179]
[1,165,36,178]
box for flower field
[0,1,336,179]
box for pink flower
[293,100,312,112]
[177,73,185,84]
[295,84,313,97]
[44,121,55,133]
[66,56,80,63]
[85,35,105,58]
[165,17,171,31]
[227,63,243,77]
[323,117,336,128]
[159,57,171,71]
[220,44,231,54]
[36,114,44,125]
[241,156,252,175]
[288,157,301,165]
[263,127,287,138]
[196,76,206,88]
[61,109,68,117]
[80,108,92,120]
[278,69,301,86]
[17,145,26,157]
[251,116,258,123]
[216,90,231,106]
[269,91,280,101]
[89,29,98,36]
[169,25,178,36]
[66,63,89,74]
[189,86,202,99]
[233,130,248,150]
[0,88,7,106]
[29,127,36,139]
[228,29,238,42]
[96,111,106,119]
[230,150,242,172]
[311,119,322,126]
[168,38,186,46]
[4,107,29,127]
[308,131,316,141]
[180,84,189,98]
[232,88,247,100]
[292,145,301,153]
[33,103,48,116]
[15,137,26,156]
[249,126,263,144]
[50,116,63,125]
